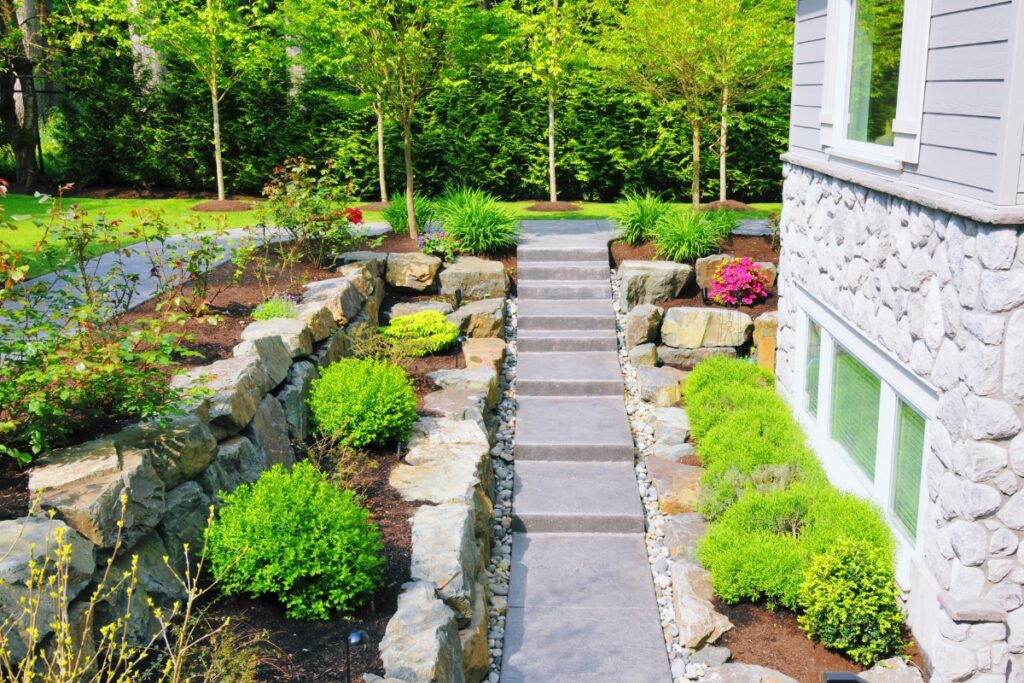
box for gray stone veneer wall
[777,162,1024,683]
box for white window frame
[791,284,935,579]
[819,0,932,168]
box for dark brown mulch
[716,602,928,683]
[358,201,390,212]
[701,199,756,212]
[64,185,261,201]
[207,454,418,682]
[525,200,583,212]
[192,199,254,213]
[0,457,29,520]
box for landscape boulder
[389,300,454,319]
[860,657,925,683]
[628,343,659,367]
[625,304,663,349]
[753,312,778,372]
[670,560,733,649]
[695,253,734,289]
[410,503,481,627]
[647,456,702,515]
[117,414,217,488]
[294,302,337,342]
[658,345,737,369]
[197,435,266,502]
[663,512,707,563]
[636,366,687,406]
[337,251,388,274]
[243,395,294,468]
[233,334,292,390]
[702,663,797,683]
[311,326,354,368]
[618,261,693,310]
[421,388,494,438]
[275,361,318,442]
[303,277,364,325]
[159,481,211,575]
[428,367,501,410]
[645,407,691,447]
[459,588,490,683]
[440,257,508,299]
[387,252,442,292]
[661,308,753,349]
[336,262,384,323]
[462,337,506,373]
[171,354,270,435]
[447,298,506,339]
[380,581,465,683]
[241,318,313,358]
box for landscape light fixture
[344,630,368,683]
[454,287,464,311]
[821,674,867,683]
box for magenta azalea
[708,257,771,306]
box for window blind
[806,323,822,416]
[892,402,925,539]
[830,347,881,480]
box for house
[777,0,1024,680]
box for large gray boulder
[380,581,466,683]
[670,560,733,649]
[275,361,318,442]
[387,252,442,292]
[644,407,691,447]
[311,326,354,368]
[625,304,663,349]
[243,395,294,469]
[695,253,734,289]
[117,415,217,488]
[661,308,753,349]
[860,657,925,683]
[233,334,292,390]
[411,503,481,627]
[171,355,270,435]
[303,277,364,326]
[658,345,737,369]
[241,319,313,358]
[421,388,494,438]
[439,257,508,299]
[389,300,454,320]
[159,481,211,575]
[114,532,184,608]
[427,367,500,410]
[703,664,798,683]
[629,343,659,367]
[0,517,94,661]
[29,441,164,549]
[336,262,384,323]
[337,251,388,275]
[197,435,266,501]
[447,298,506,339]
[636,366,687,406]
[294,302,337,342]
[618,261,693,311]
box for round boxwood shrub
[205,462,384,620]
[308,358,418,447]
[798,537,906,665]
[381,310,460,357]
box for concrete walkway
[502,221,671,682]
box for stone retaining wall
[0,251,509,672]
[777,161,1024,682]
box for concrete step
[517,262,610,281]
[511,462,644,533]
[517,352,624,396]
[517,245,609,263]
[518,329,618,353]
[502,534,671,682]
[517,280,611,300]
[515,396,635,461]
[518,299,616,331]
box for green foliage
[436,187,521,255]
[308,358,418,448]
[252,298,298,321]
[798,538,906,665]
[652,209,736,262]
[382,195,438,235]
[205,462,384,620]
[616,191,672,246]
[381,310,459,358]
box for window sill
[825,144,904,172]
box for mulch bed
[525,200,582,212]
[700,200,756,212]
[192,200,255,213]
[358,201,390,212]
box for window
[830,347,881,480]
[806,323,822,416]
[891,402,925,539]
[845,0,904,146]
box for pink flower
[708,257,771,307]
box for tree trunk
[548,99,557,203]
[402,115,417,238]
[691,124,701,208]
[0,0,40,189]
[211,88,226,201]
[719,86,729,202]
[375,100,388,203]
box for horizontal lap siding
[904,1,1013,200]
[789,0,827,159]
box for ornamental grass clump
[308,358,418,448]
[616,191,672,245]
[436,186,520,254]
[652,208,736,262]
[205,462,384,620]
[708,257,772,305]
[381,310,460,357]
[383,194,438,234]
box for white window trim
[819,0,932,167]
[791,284,936,583]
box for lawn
[1,193,780,277]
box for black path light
[822,674,868,683]
[345,630,368,683]
[454,287,464,311]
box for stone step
[511,462,644,533]
[518,329,618,353]
[517,245,609,263]
[517,280,612,300]
[502,533,671,682]
[517,352,624,396]
[514,396,635,461]
[517,262,610,281]
[518,299,616,331]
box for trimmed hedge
[686,357,905,664]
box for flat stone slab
[517,329,618,353]
[517,262,610,281]
[515,396,634,461]
[512,461,644,533]
[518,298,616,332]
[731,219,772,236]
[517,352,623,396]
[517,281,612,300]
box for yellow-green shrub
[381,310,460,357]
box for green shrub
[616,191,672,246]
[685,355,774,402]
[308,358,418,447]
[436,186,521,254]
[205,462,384,620]
[381,310,460,357]
[798,538,906,665]
[252,298,298,321]
[383,194,438,234]
[653,209,737,262]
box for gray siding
[787,0,1019,205]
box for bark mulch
[192,200,255,213]
[524,200,583,212]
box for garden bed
[367,232,518,286]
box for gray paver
[517,329,618,353]
[517,352,623,396]
[512,462,644,533]
[518,298,616,331]
[514,396,634,461]
[517,281,612,300]
[517,262,610,281]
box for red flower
[343,207,364,225]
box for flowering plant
[708,257,771,306]
[344,207,364,225]
[418,227,459,262]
